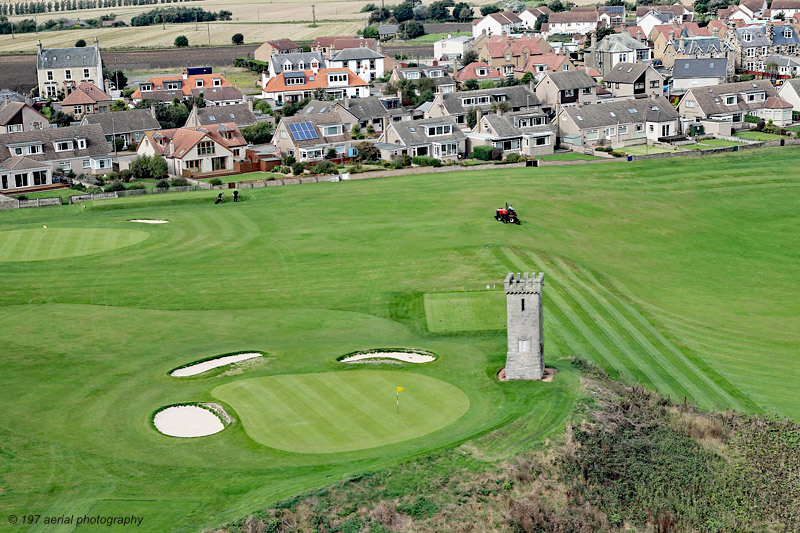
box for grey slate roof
[0,124,112,162]
[685,80,777,116]
[191,86,244,102]
[0,155,50,171]
[546,70,596,90]
[331,47,385,61]
[37,46,99,69]
[734,25,799,47]
[0,102,27,125]
[672,58,728,79]
[441,86,539,115]
[389,116,465,147]
[137,90,185,102]
[604,62,649,83]
[764,55,800,68]
[269,52,325,74]
[563,97,677,129]
[670,36,725,54]
[482,114,552,138]
[347,96,409,120]
[196,103,258,127]
[278,112,351,148]
[595,33,650,53]
[0,89,26,104]
[82,109,161,135]
[379,24,399,35]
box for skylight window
[609,111,616,117]
[576,115,583,121]
[628,108,637,114]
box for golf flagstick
[42,224,47,240]
[396,386,403,414]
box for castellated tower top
[504,272,544,294]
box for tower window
[518,339,531,352]
[521,298,525,312]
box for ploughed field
[0,147,797,531]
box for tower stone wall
[505,272,545,380]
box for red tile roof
[455,62,503,82]
[143,122,245,159]
[517,53,570,74]
[132,73,233,99]
[485,36,548,58]
[268,38,301,51]
[765,96,792,109]
[263,68,368,93]
[62,81,111,105]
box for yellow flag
[43,225,47,229]
[396,386,404,393]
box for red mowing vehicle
[494,203,521,225]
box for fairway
[0,146,797,530]
[424,291,506,332]
[213,371,470,453]
[0,227,149,261]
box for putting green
[0,227,149,261]
[424,291,506,332]
[213,371,470,454]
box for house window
[13,147,23,156]
[196,80,204,88]
[186,160,201,172]
[534,136,549,146]
[323,125,342,136]
[518,339,530,352]
[286,77,305,85]
[82,159,90,168]
[619,53,627,62]
[427,124,452,136]
[648,124,654,132]
[784,29,792,39]
[55,141,72,152]
[32,170,48,186]
[283,63,291,71]
[586,129,599,140]
[59,161,71,170]
[77,138,86,149]
[582,87,592,94]
[65,69,72,80]
[635,124,643,132]
[47,70,54,81]
[725,95,736,105]
[14,173,28,188]
[406,71,420,79]
[743,32,751,42]
[212,156,227,171]
[477,68,487,76]
[564,89,575,97]
[619,125,628,134]
[27,145,42,154]
[327,73,347,83]
[198,141,215,155]
[650,80,659,88]
[83,68,90,79]
[166,82,180,90]
[686,100,696,108]
[733,113,742,122]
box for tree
[534,13,548,32]
[419,88,434,102]
[429,1,449,20]
[356,141,378,162]
[150,155,168,178]
[326,147,338,159]
[240,120,273,144]
[548,0,566,12]
[480,4,500,16]
[453,2,473,21]
[463,79,479,90]
[520,71,534,84]
[232,32,244,45]
[362,25,379,39]
[400,19,425,39]
[393,2,414,22]
[479,79,496,89]
[368,7,390,23]
[765,61,779,79]
[111,99,127,111]
[462,49,478,65]
[104,68,128,90]
[75,38,86,46]
[466,107,477,128]
[174,35,188,47]
[130,154,167,180]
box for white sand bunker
[153,404,225,437]
[341,351,436,364]
[171,352,263,377]
[129,219,169,224]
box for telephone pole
[207,23,210,45]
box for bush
[209,178,223,186]
[127,182,146,190]
[291,162,306,176]
[472,145,494,161]
[744,114,760,124]
[174,35,189,48]
[506,153,524,163]
[412,155,442,167]
[75,39,86,47]
[119,169,133,182]
[104,180,126,192]
[232,33,244,45]
[312,161,337,174]
[156,179,170,189]
[609,150,626,157]
[17,194,28,200]
[390,153,412,169]
[170,177,189,187]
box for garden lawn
[697,138,744,147]
[734,131,786,141]
[0,147,798,531]
[8,187,79,200]
[206,172,285,183]
[623,145,683,155]
[541,153,603,161]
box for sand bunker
[129,219,169,224]
[341,351,436,364]
[171,352,263,377]
[153,405,225,437]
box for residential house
[262,68,369,105]
[777,78,800,111]
[771,0,800,18]
[254,39,303,62]
[516,53,576,80]
[649,23,710,57]
[379,24,399,40]
[672,58,729,91]
[761,96,794,125]
[556,96,680,148]
[389,66,457,95]
[707,20,728,37]
[763,54,800,77]
[455,62,504,86]
[272,112,353,162]
[545,10,598,37]
[660,34,730,69]
[434,35,474,60]
[724,23,800,72]
[0,101,50,133]
[0,156,53,192]
[718,5,756,22]
[0,124,113,175]
[192,86,244,106]
[138,123,247,176]
[301,95,412,133]
[186,102,260,129]
[475,36,553,77]
[0,89,26,104]
[599,6,626,28]
[311,37,379,57]
[328,47,386,82]
[584,33,653,77]
[266,52,326,81]
[132,68,234,102]
[472,11,524,38]
[81,108,160,149]
[425,86,540,126]
[535,70,597,113]
[636,5,694,36]
[603,62,664,98]
[61,81,112,119]
[468,109,554,157]
[36,38,104,99]
[377,116,466,161]
[677,79,780,128]
[519,6,553,29]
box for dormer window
[283,62,292,71]
[406,71,420,79]
[505,53,511,61]
[55,140,73,152]
[477,68,487,76]
[784,29,792,39]
[725,95,736,105]
[327,73,347,83]
[141,83,153,92]
[286,76,305,85]
[196,80,204,88]
[166,82,180,90]
[298,62,305,70]
[77,138,87,149]
[743,32,751,42]
[322,124,343,136]
[426,124,452,136]
[429,70,443,78]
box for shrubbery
[312,161,337,175]
[170,177,189,187]
[209,178,223,186]
[412,155,442,167]
[156,179,170,189]
[505,153,524,163]
[471,145,494,161]
[104,180,126,192]
[291,162,306,176]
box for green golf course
[0,146,798,531]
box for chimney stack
[591,31,597,48]
[476,107,483,123]
[182,68,188,80]
[636,29,642,41]
[247,98,253,112]
[453,57,458,76]
[669,29,675,41]
[150,103,157,119]
[766,22,774,44]
[37,40,43,54]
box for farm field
[0,147,798,530]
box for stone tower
[505,272,545,380]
